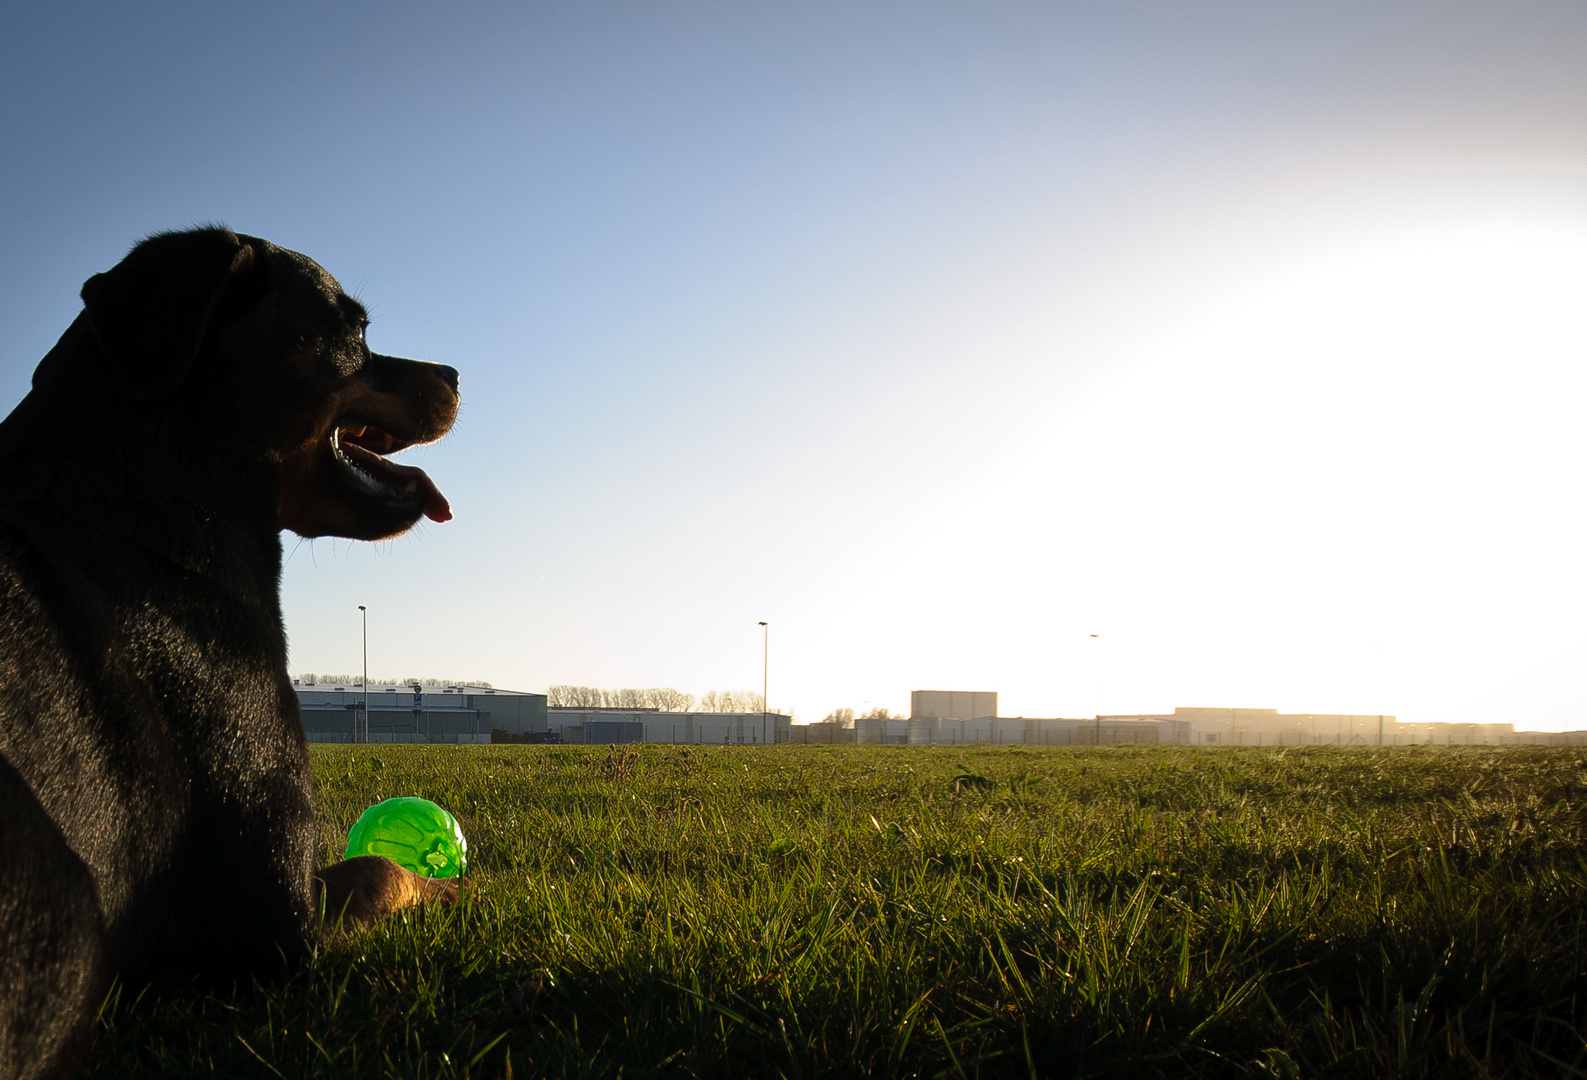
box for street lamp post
[1090,634,1101,747]
[758,621,768,746]
[358,605,368,744]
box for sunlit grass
[83,745,1587,1078]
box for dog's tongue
[389,460,452,523]
[424,485,452,523]
[389,460,451,522]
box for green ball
[345,796,468,878]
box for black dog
[0,228,460,1079]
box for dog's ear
[79,230,268,402]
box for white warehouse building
[549,708,792,745]
[293,679,547,743]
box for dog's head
[75,227,458,541]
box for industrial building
[547,708,792,745]
[292,679,788,745]
[791,689,1179,746]
[910,690,998,723]
[1087,706,1401,746]
[790,692,1587,748]
[792,715,1179,745]
[292,679,1587,749]
[1102,706,1587,746]
[293,679,547,743]
[877,699,1586,748]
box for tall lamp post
[1090,634,1101,747]
[758,621,768,746]
[358,605,368,744]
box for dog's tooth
[351,426,367,438]
[403,480,418,493]
[347,461,373,489]
[383,433,395,452]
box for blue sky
[4,3,1587,727]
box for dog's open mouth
[330,425,452,523]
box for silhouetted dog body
[0,229,459,1079]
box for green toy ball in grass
[345,796,468,878]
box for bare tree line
[819,706,896,727]
[547,686,767,713]
[298,674,495,688]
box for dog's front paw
[314,855,462,931]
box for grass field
[81,745,1587,1078]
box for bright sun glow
[978,214,1587,726]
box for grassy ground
[82,745,1587,1079]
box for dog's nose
[433,364,459,393]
